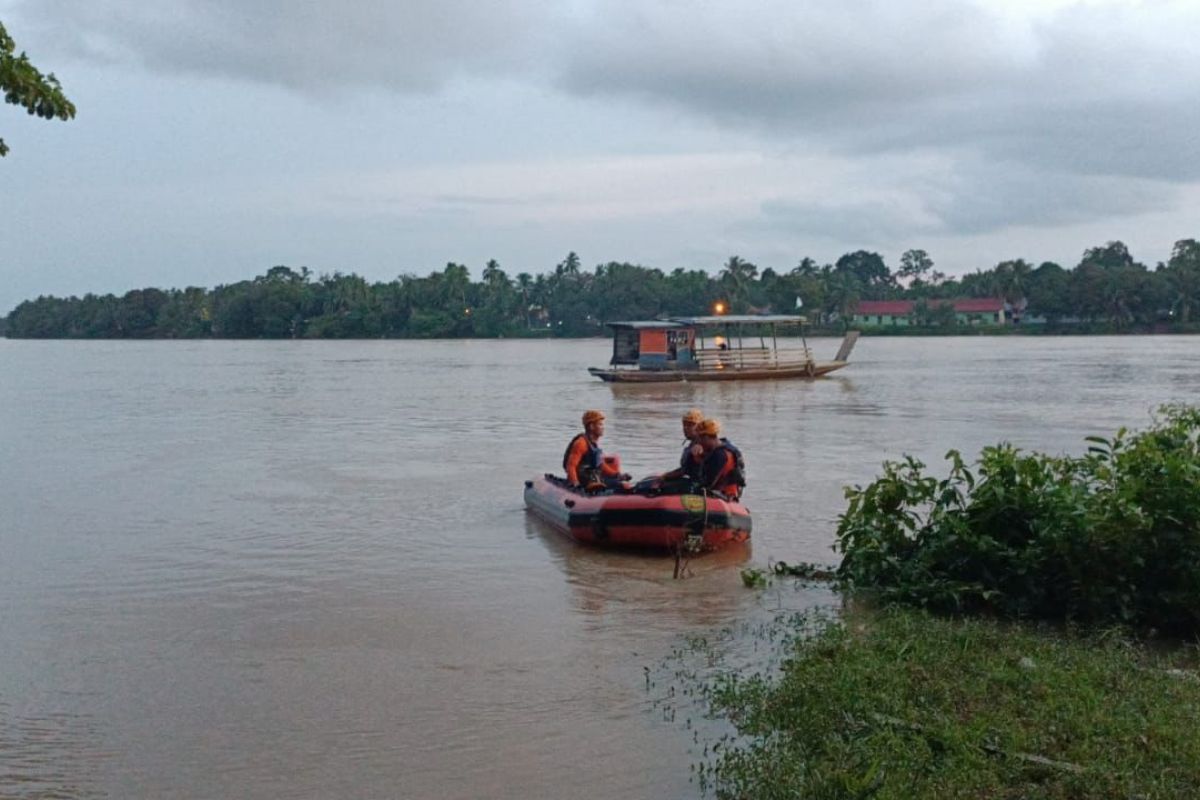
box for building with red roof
[851,298,1008,327]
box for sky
[2,0,1199,313]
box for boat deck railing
[693,346,814,370]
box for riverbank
[7,325,1200,340]
[690,407,1200,798]
[693,607,1200,799]
[807,322,1200,337]
[7,317,1199,339]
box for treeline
[5,239,1200,338]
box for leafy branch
[1,20,76,157]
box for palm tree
[720,255,758,311]
[993,259,1032,305]
[825,271,861,328]
[1166,239,1200,323]
[482,259,507,288]
[515,272,534,328]
[792,257,819,277]
[440,262,471,313]
[556,251,581,277]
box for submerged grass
[695,607,1200,799]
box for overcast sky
[2,0,1198,313]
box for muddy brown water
[2,336,1197,798]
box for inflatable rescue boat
[523,474,751,552]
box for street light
[713,301,727,315]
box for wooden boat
[523,475,751,552]
[587,315,858,383]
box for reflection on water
[524,515,753,632]
[1,336,1198,798]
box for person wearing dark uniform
[563,410,629,490]
[656,408,705,487]
[695,418,746,500]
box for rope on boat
[673,488,709,580]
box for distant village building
[850,300,920,327]
[850,298,1010,327]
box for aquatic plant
[739,568,770,589]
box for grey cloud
[17,0,560,92]
[920,164,1178,235]
[561,1,1018,123]
[431,194,542,208]
[753,200,922,244]
[21,0,1199,185]
[837,94,1200,183]
[12,0,1199,237]
[752,160,1177,243]
[559,1,1200,182]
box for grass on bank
[697,607,1200,800]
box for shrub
[835,405,1200,633]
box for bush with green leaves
[835,404,1200,633]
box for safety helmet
[582,410,606,426]
[695,418,721,437]
[682,408,704,424]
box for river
[1,336,1196,799]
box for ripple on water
[0,702,108,800]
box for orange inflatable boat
[523,474,752,552]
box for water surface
[1,336,1196,798]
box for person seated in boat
[563,410,631,491]
[639,408,706,493]
[695,418,747,501]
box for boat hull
[588,361,848,383]
[523,475,751,551]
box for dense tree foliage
[1,20,75,157]
[5,239,1199,338]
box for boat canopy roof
[605,320,686,329]
[606,314,807,330]
[672,314,807,326]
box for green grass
[696,607,1200,799]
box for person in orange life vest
[695,418,747,500]
[563,410,630,489]
[659,408,705,484]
